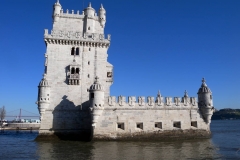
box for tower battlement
[106,95,197,109]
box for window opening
[71,68,75,74]
[136,123,143,129]
[117,123,125,130]
[191,121,197,128]
[155,122,162,129]
[71,47,75,55]
[173,121,181,129]
[88,74,90,78]
[88,27,90,30]
[210,95,212,99]
[91,93,94,99]
[89,48,91,51]
[76,68,79,74]
[76,48,79,55]
[88,61,90,65]
[107,72,112,78]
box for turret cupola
[84,2,96,18]
[53,0,62,22]
[98,4,106,27]
[198,78,211,94]
[89,76,104,91]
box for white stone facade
[37,1,214,140]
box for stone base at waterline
[92,129,211,141]
[35,129,211,141]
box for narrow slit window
[91,93,94,99]
[71,47,75,55]
[88,27,90,30]
[76,48,79,55]
[76,68,79,74]
[89,48,91,51]
[88,61,90,65]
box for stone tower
[37,1,113,135]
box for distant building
[36,1,214,140]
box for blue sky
[0,0,239,117]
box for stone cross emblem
[190,97,197,106]
[166,97,172,106]
[138,97,145,106]
[108,96,116,106]
[118,95,126,106]
[128,96,136,106]
[148,97,154,106]
[174,97,181,106]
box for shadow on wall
[52,95,92,141]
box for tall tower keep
[37,1,113,134]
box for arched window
[88,61,90,65]
[88,27,90,30]
[76,48,79,55]
[71,47,75,55]
[76,68,79,74]
[89,48,91,51]
[71,68,75,74]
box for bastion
[35,1,214,141]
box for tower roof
[99,4,106,11]
[198,78,211,94]
[89,76,104,91]
[39,74,50,87]
[54,0,61,6]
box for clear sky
[0,0,239,117]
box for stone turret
[36,74,51,120]
[98,4,106,28]
[89,76,105,127]
[198,78,214,124]
[83,2,96,33]
[52,0,62,22]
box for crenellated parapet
[105,93,198,110]
[44,29,110,47]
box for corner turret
[89,76,105,127]
[52,0,62,22]
[98,4,106,28]
[84,2,96,18]
[198,78,214,124]
[36,74,51,120]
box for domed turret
[98,4,106,27]
[36,74,51,120]
[84,2,96,18]
[89,76,105,128]
[53,0,62,22]
[198,78,214,124]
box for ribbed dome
[89,76,104,91]
[39,74,49,87]
[198,78,211,93]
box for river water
[0,120,239,160]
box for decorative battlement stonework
[44,29,110,47]
[106,95,198,109]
